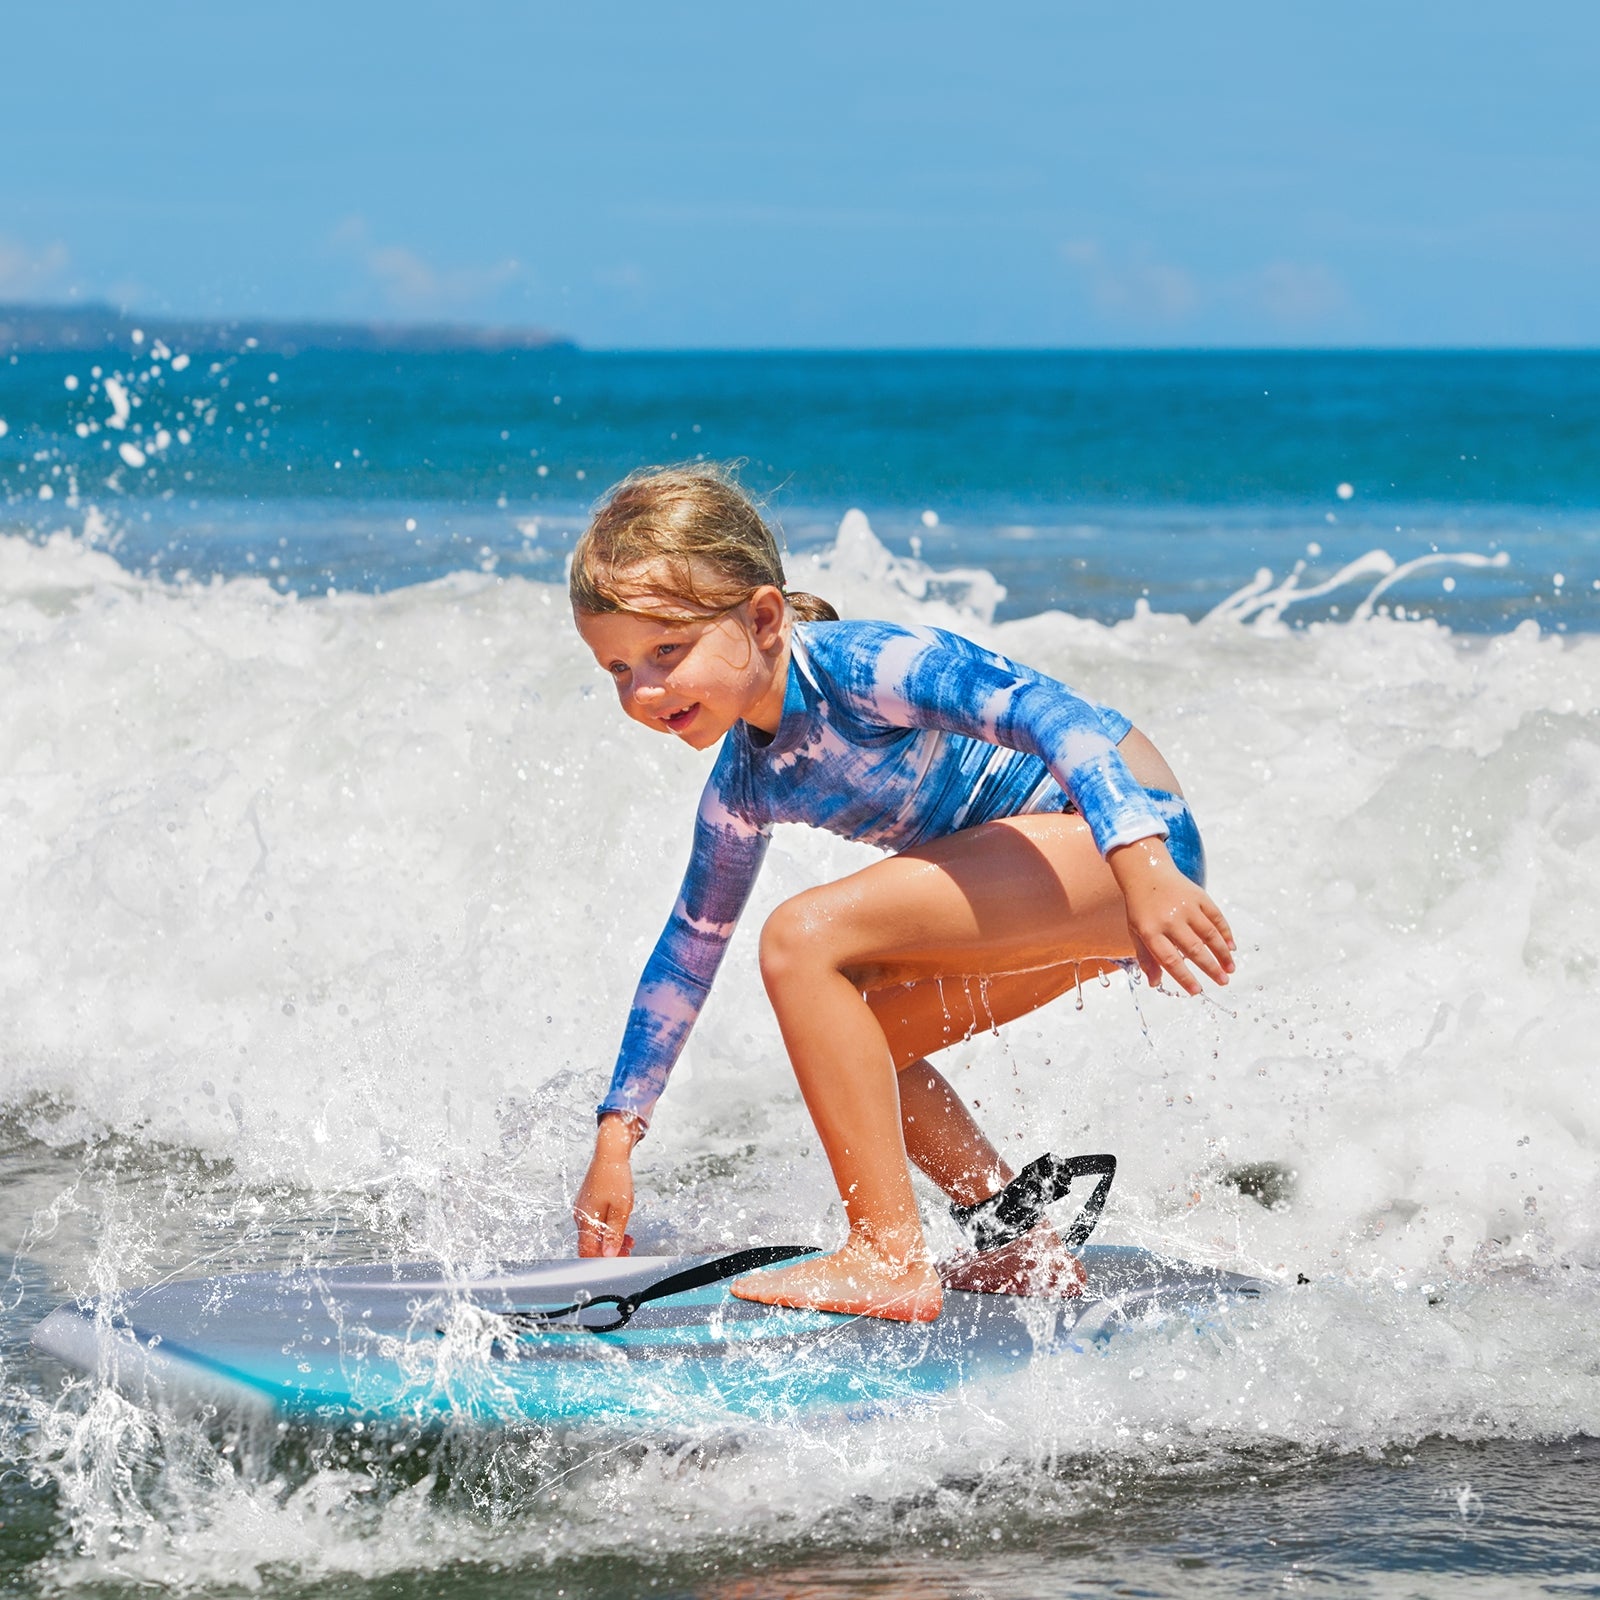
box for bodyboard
[32,1245,1267,1427]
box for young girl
[569,465,1234,1323]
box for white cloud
[330,217,524,316]
[0,236,71,299]
[1061,240,1200,323]
[1062,240,1358,337]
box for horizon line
[3,302,1599,358]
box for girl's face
[575,582,790,751]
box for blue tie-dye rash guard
[600,618,1169,1126]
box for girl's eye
[656,643,681,659]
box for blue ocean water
[1,346,1598,1597]
[3,347,1598,628]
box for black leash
[491,1243,819,1336]
[948,1152,1117,1255]
[450,1157,1111,1340]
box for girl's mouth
[664,704,699,731]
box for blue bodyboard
[31,1245,1266,1428]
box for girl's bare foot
[938,1222,1086,1299]
[730,1238,943,1322]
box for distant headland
[0,302,576,356]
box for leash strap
[496,1244,818,1335]
[948,1152,1117,1255]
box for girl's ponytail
[784,589,839,623]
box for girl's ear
[747,584,788,647]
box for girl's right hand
[574,1113,640,1257]
[1107,837,1236,995]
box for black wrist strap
[949,1152,1116,1255]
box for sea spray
[2,512,1598,1591]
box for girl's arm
[576,770,770,1256]
[836,622,1169,855]
[595,788,771,1126]
[828,623,1234,992]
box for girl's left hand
[574,1113,642,1257]
[1108,838,1236,995]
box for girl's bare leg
[894,1056,1007,1205]
[732,811,1138,1321]
[888,1057,1079,1296]
[880,964,1118,1296]
[870,960,1122,1198]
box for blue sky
[4,3,1596,347]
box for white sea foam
[3,512,1599,1588]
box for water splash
[1207,547,1512,628]
[1,509,1597,1591]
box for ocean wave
[2,511,1598,1584]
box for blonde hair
[570,463,837,623]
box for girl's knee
[759,890,841,991]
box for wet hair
[570,462,837,624]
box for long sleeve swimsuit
[600,618,1189,1126]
